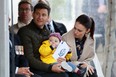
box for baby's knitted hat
[49,32,62,41]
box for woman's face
[73,21,90,40]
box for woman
[62,14,98,77]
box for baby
[39,32,86,76]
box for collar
[17,18,31,28]
[49,20,55,32]
[75,36,86,43]
[17,20,27,28]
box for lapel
[52,20,60,32]
[62,29,78,60]
[78,35,94,61]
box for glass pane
[48,0,74,31]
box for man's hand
[17,67,34,77]
[51,63,65,73]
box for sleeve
[72,51,95,67]
[65,52,72,61]
[83,39,95,64]
[15,67,18,74]
[39,40,53,57]
[83,50,95,64]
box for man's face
[19,3,32,23]
[33,9,49,28]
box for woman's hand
[86,65,94,76]
[79,62,88,68]
[79,62,94,76]
[57,57,66,63]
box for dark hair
[34,2,51,16]
[38,0,50,6]
[18,1,33,11]
[76,14,95,39]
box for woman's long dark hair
[76,14,95,39]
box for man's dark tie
[47,24,53,32]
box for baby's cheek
[56,43,59,46]
[49,42,52,45]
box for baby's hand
[50,41,59,48]
[50,42,57,48]
[52,44,58,48]
[57,57,66,63]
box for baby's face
[49,36,60,46]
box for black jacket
[18,20,52,72]
[10,33,28,77]
[52,20,67,35]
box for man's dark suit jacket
[52,20,67,35]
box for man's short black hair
[18,1,33,11]
[34,2,51,16]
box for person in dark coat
[10,33,42,77]
[46,19,67,36]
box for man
[38,0,67,35]
[18,2,69,77]
[9,1,33,34]
[46,18,67,35]
[9,1,37,77]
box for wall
[0,0,9,77]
